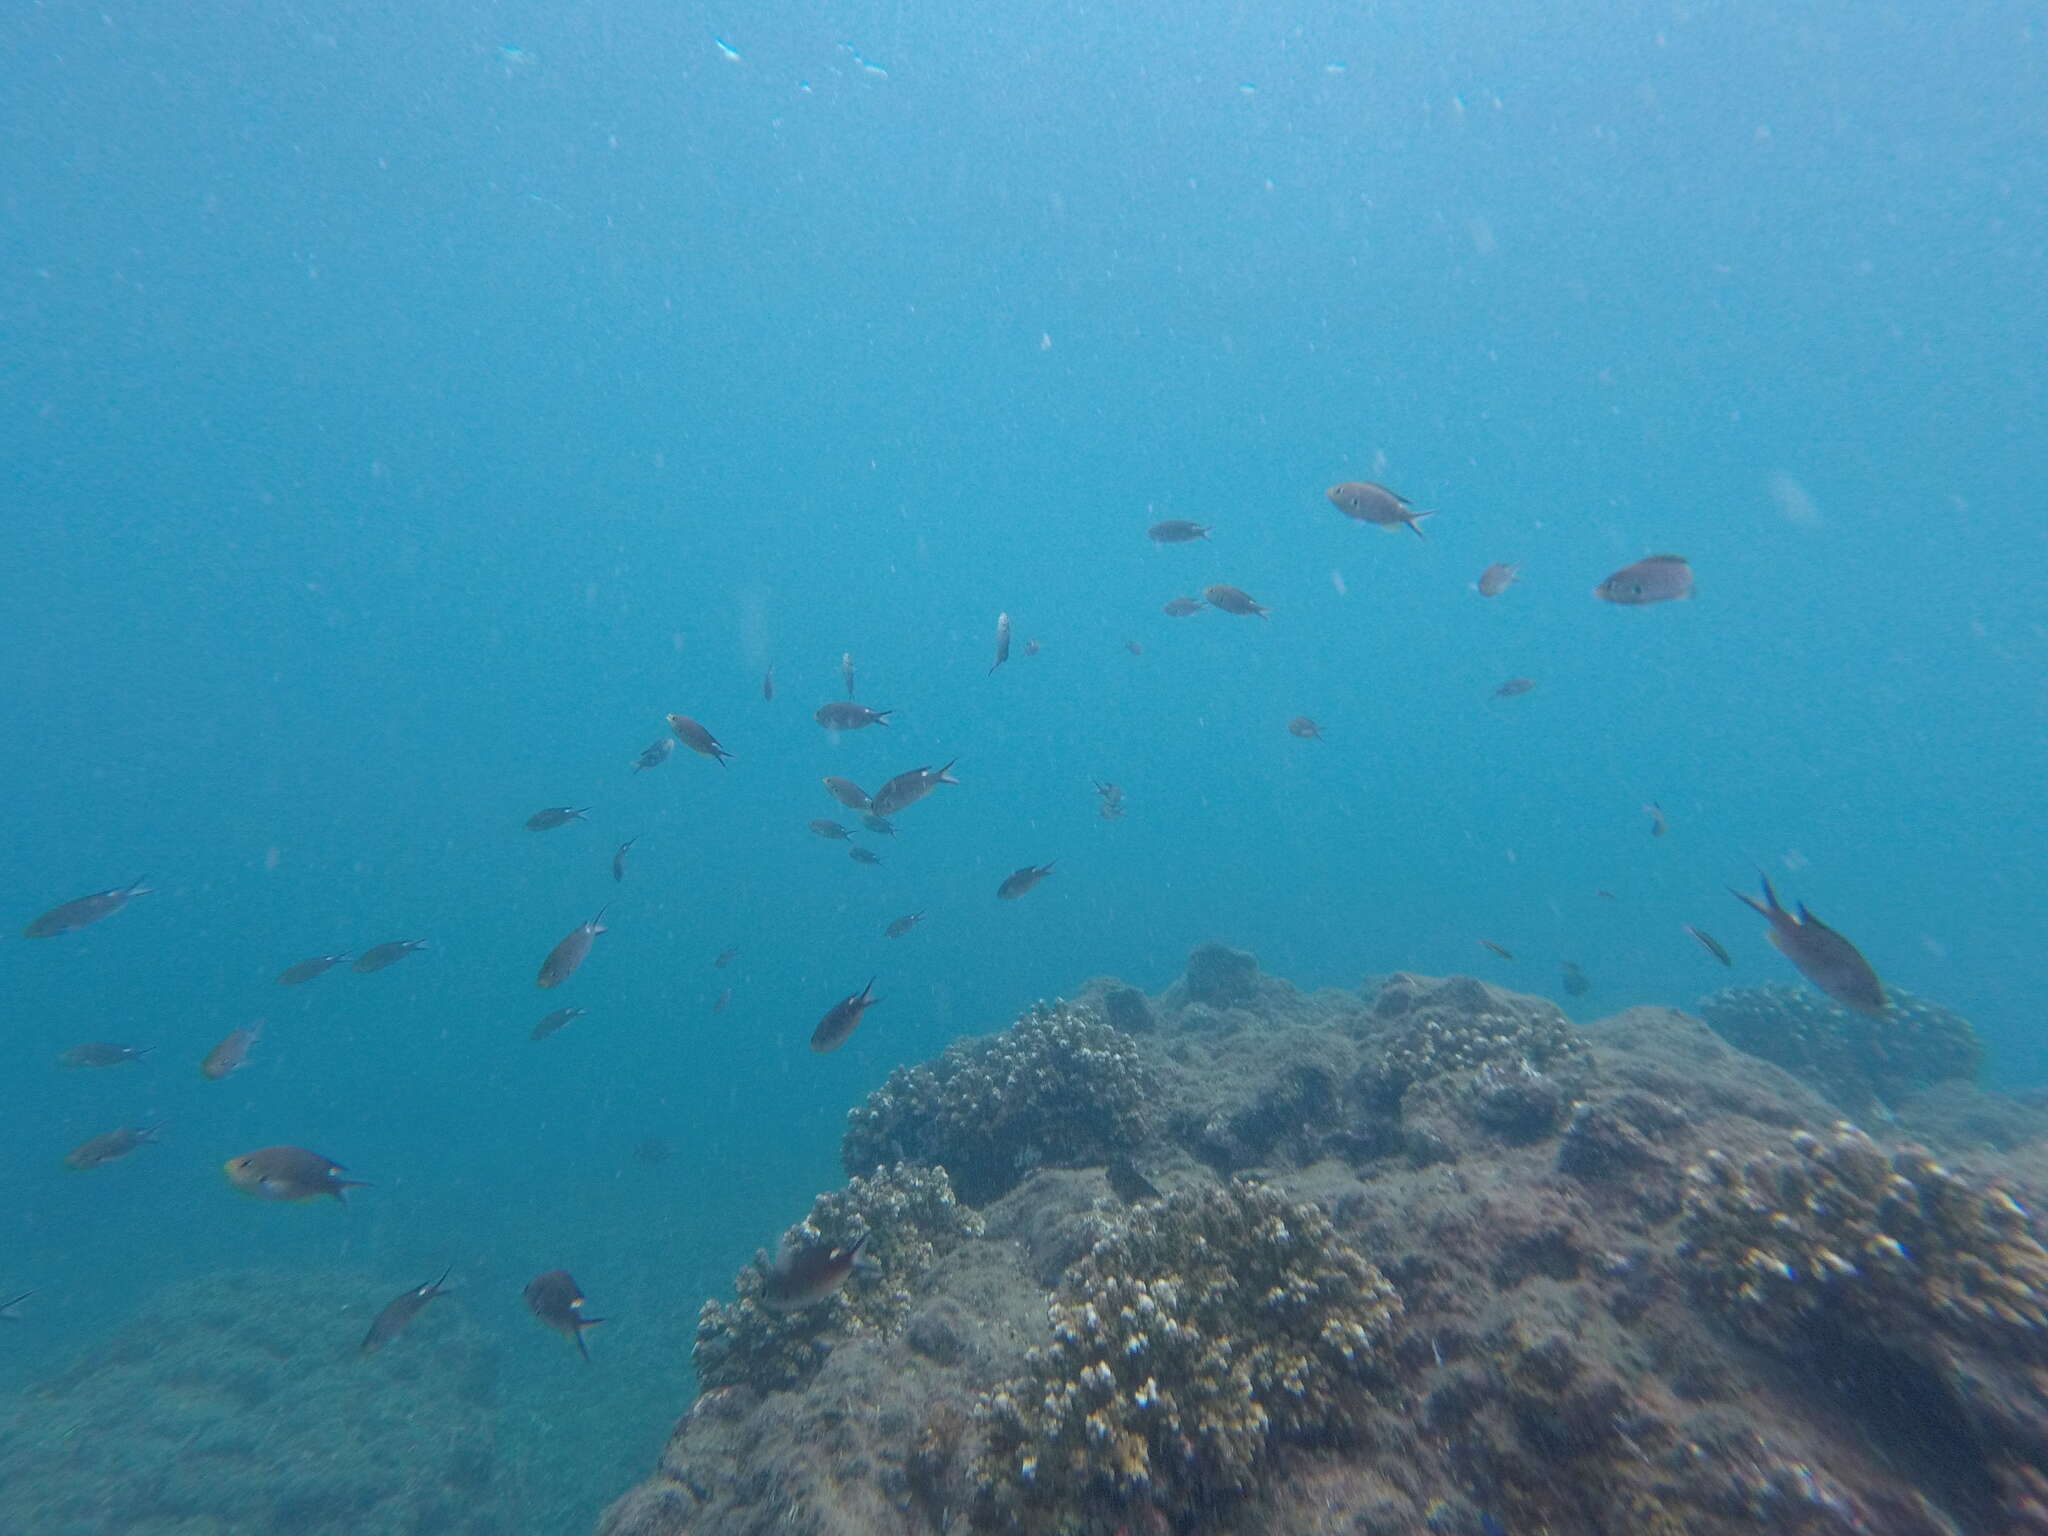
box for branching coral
[842,1001,1154,1204]
[1698,983,1981,1119]
[694,1162,983,1394]
[976,1180,1401,1533]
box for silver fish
[990,611,1012,675]
[1595,555,1693,605]
[842,652,857,698]
[1326,481,1436,539]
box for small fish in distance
[759,1232,869,1312]
[997,862,1057,900]
[277,953,349,985]
[58,1043,152,1068]
[666,713,733,764]
[1125,639,1144,655]
[1684,925,1733,966]
[525,1270,603,1360]
[822,776,872,810]
[1204,584,1267,618]
[1492,678,1536,699]
[712,986,732,1014]
[762,664,775,701]
[525,807,589,832]
[24,879,152,939]
[1595,555,1693,605]
[714,946,738,968]
[811,979,880,1053]
[223,1145,366,1203]
[884,913,924,938]
[612,836,637,883]
[0,1291,34,1322]
[1478,939,1515,961]
[1645,803,1668,838]
[1561,961,1592,997]
[869,760,959,817]
[1477,562,1520,597]
[531,1006,588,1041]
[1731,874,1885,1015]
[990,611,1012,675]
[850,846,881,865]
[815,702,893,730]
[809,819,851,840]
[841,651,857,698]
[1288,717,1324,740]
[65,1126,160,1171]
[860,811,895,836]
[200,1020,263,1081]
[1147,519,1209,544]
[632,737,675,772]
[1327,481,1435,539]
[537,908,608,989]
[361,1267,452,1356]
[353,939,428,973]
[1161,596,1204,617]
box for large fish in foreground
[1732,874,1886,1016]
[23,879,153,939]
[361,1267,452,1356]
[537,908,608,989]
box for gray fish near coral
[1327,480,1435,538]
[1685,925,1733,966]
[537,908,608,989]
[23,879,152,940]
[1732,874,1885,1016]
[353,939,428,973]
[277,953,349,985]
[1106,1154,1161,1204]
[65,1126,160,1170]
[870,759,959,817]
[666,713,733,764]
[58,1043,152,1068]
[361,1267,452,1356]
[223,1145,367,1203]
[997,862,1057,900]
[759,1231,869,1312]
[525,1270,602,1359]
[200,1020,263,1081]
[525,807,589,832]
[811,979,879,1053]
[1478,939,1515,961]
[1561,960,1592,997]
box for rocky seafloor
[600,947,2048,1536]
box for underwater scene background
[3,0,2044,1529]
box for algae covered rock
[841,1000,1154,1204]
[1698,982,1981,1120]
[0,1267,507,1536]
[976,1179,1401,1533]
[695,1162,984,1395]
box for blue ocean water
[3,0,2043,1524]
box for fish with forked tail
[1731,874,1885,1016]
[525,1270,603,1359]
[759,1232,869,1311]
[223,1145,367,1203]
[361,1267,452,1355]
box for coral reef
[1358,972,1591,1109]
[0,1268,508,1536]
[842,1001,1154,1203]
[1698,982,1981,1120]
[695,1162,984,1394]
[976,1179,1401,1533]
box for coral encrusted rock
[976,1179,1401,1533]
[842,1001,1153,1204]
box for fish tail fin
[332,1179,373,1203]
[574,1319,604,1360]
[1407,512,1436,541]
[130,876,154,894]
[935,758,959,784]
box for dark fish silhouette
[612,836,637,883]
[277,953,349,986]
[1147,520,1209,544]
[1478,939,1515,961]
[1326,481,1435,539]
[1106,1155,1161,1204]
[1288,717,1324,740]
[815,702,893,731]
[1492,678,1536,699]
[712,986,732,1014]
[1731,875,1885,1015]
[997,862,1057,900]
[714,946,739,968]
[760,1232,869,1312]
[632,738,676,772]
[525,807,589,832]
[24,879,152,940]
[850,846,881,865]
[666,714,733,765]
[58,1043,152,1068]
[809,818,851,840]
[361,1267,452,1356]
[524,1270,603,1360]
[762,665,775,702]
[869,760,959,818]
[1204,584,1267,619]
[531,1006,587,1041]
[811,979,879,1053]
[537,908,608,989]
[884,913,924,939]
[222,1145,366,1202]
[1595,554,1693,605]
[1161,596,1204,617]
[1561,961,1592,997]
[353,939,428,974]
[860,811,895,836]
[65,1125,160,1170]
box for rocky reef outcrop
[0,1267,511,1536]
[602,949,2048,1536]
